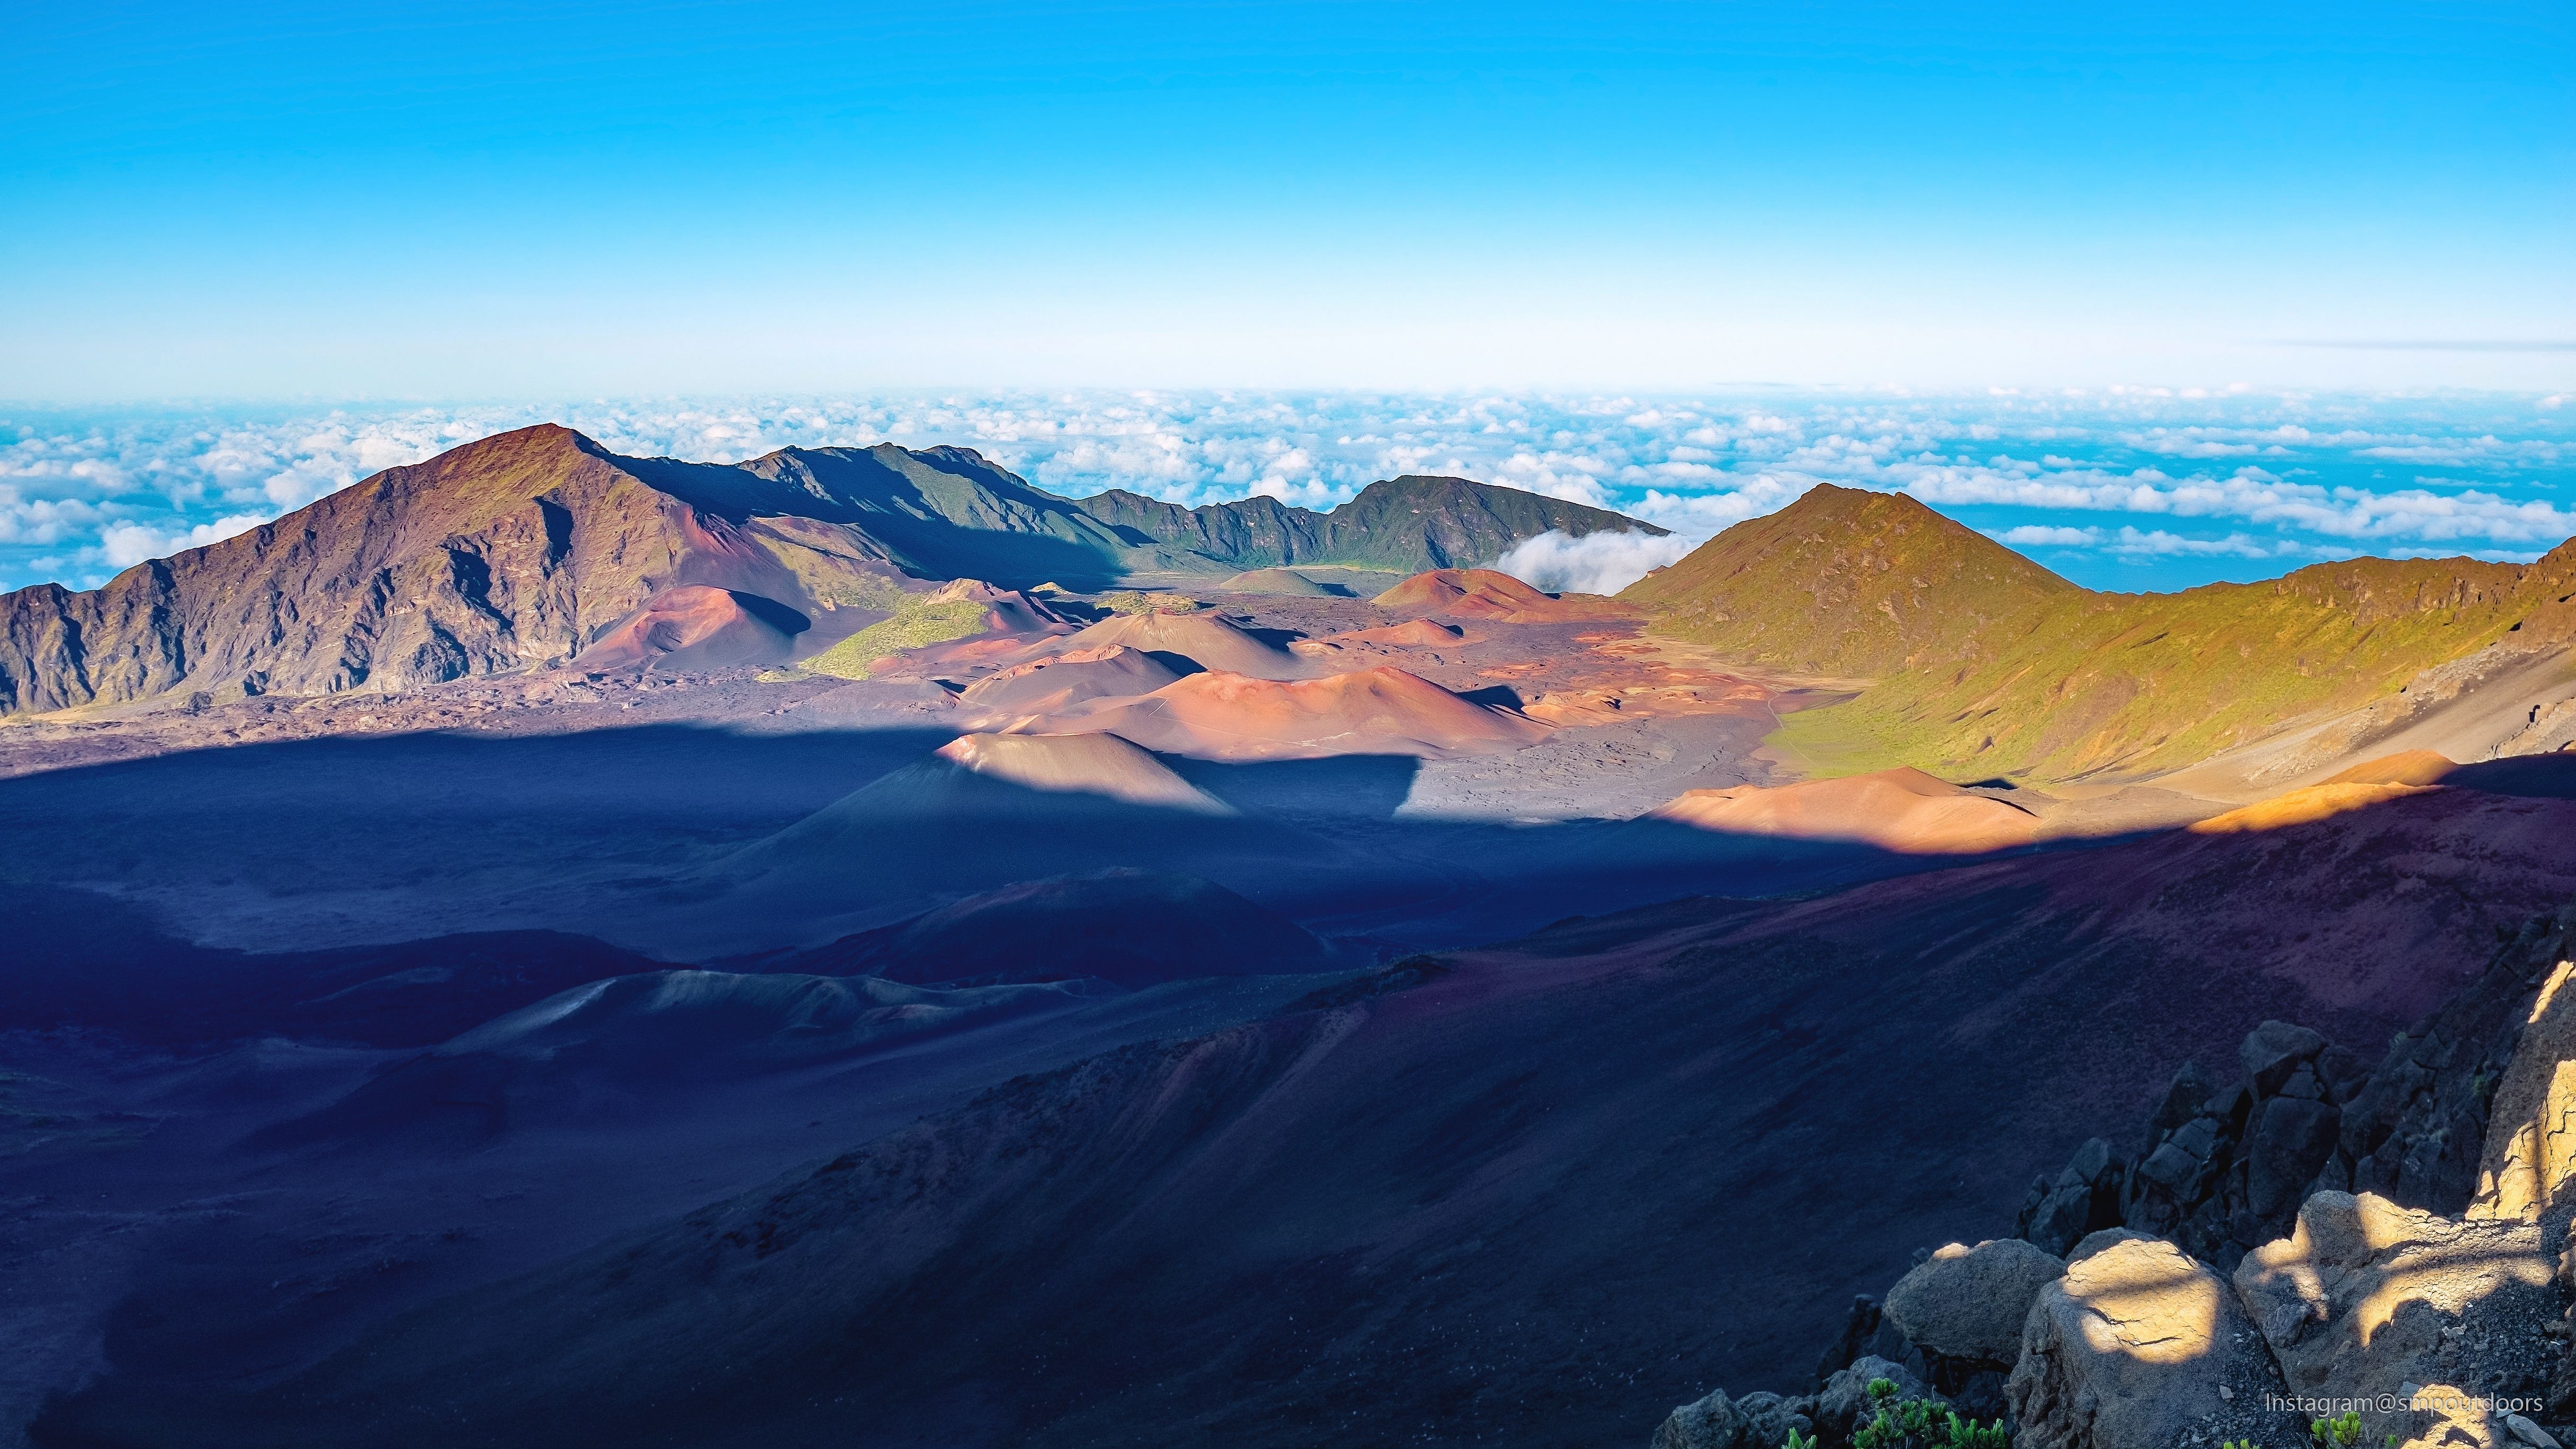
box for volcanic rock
[1651,1387,1812,1449]
[2233,1190,2557,1446]
[2008,1237,2296,1449]
[1813,1356,1924,1445]
[1881,1238,2063,1369]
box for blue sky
[4,7,2571,596]
[4,2,2570,397]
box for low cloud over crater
[1494,529,1696,596]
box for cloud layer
[4,390,2569,596]
[1494,529,1697,596]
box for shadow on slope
[41,777,2576,1449]
[0,883,666,1048]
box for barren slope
[55,769,2576,1449]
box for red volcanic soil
[1046,610,1306,677]
[1649,766,2042,854]
[950,580,1069,635]
[1019,665,1552,761]
[1371,567,1632,622]
[83,778,2576,1449]
[1305,618,1469,648]
[956,645,1186,719]
[575,585,801,670]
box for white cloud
[1494,528,1698,596]
[3,390,2569,592]
[98,513,270,569]
[2103,527,2283,559]
[1991,524,2103,546]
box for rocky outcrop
[1648,898,2576,1449]
[2472,907,2576,1224]
[2014,906,2576,1273]
[2234,1191,2559,1447]
[2323,905,2576,1222]
[2119,1020,2374,1264]
[2016,1136,2129,1257]
[1883,1239,2063,1370]
[1650,1387,1812,1449]
[2008,1236,2298,1449]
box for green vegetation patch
[803,597,995,680]
[1752,565,2528,782]
[1848,1384,2008,1449]
[1098,590,1204,616]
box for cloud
[1990,524,2103,546]
[98,513,270,569]
[2103,527,2283,559]
[1493,528,1698,596]
[3,389,2568,592]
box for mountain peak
[1621,483,2076,676]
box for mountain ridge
[1079,472,1666,574]
[0,425,1659,715]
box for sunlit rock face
[2008,1236,2297,1449]
[2475,952,2576,1225]
[2233,1191,2558,1449]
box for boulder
[2240,1020,2329,1097]
[2067,1227,2155,1263]
[1812,1356,1925,1447]
[1651,1387,1811,1449]
[2232,1190,2557,1447]
[1882,1238,2064,1369]
[2008,1237,2299,1449]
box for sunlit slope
[1626,484,2576,782]
[1621,484,2082,677]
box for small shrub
[1851,1391,1996,1449]
[2312,1411,2365,1447]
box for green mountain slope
[1623,484,2576,782]
[1620,484,2079,676]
